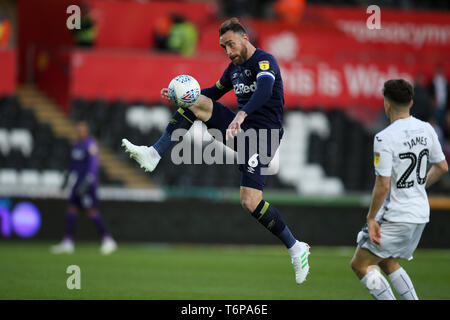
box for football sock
[90,211,109,238]
[251,200,297,249]
[388,267,419,300]
[287,240,303,258]
[153,107,197,157]
[361,269,396,300]
[64,210,77,241]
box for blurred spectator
[429,65,448,128]
[167,14,198,57]
[411,73,433,122]
[153,14,172,52]
[0,14,11,46]
[72,3,97,48]
[274,0,306,24]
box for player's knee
[379,259,400,275]
[189,95,213,121]
[240,197,258,213]
[350,257,362,274]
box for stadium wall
[2,198,449,248]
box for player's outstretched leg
[379,259,419,300]
[122,139,162,172]
[241,187,310,284]
[50,206,77,254]
[122,107,198,172]
[252,199,310,284]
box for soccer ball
[167,75,201,108]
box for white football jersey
[373,116,446,223]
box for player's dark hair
[382,79,413,106]
[219,17,247,36]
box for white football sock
[287,240,302,258]
[388,267,419,300]
[361,269,396,300]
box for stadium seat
[41,170,64,188]
[0,128,10,155]
[70,98,89,121]
[5,149,26,169]
[19,169,41,187]
[15,108,37,131]
[9,128,34,157]
[0,169,18,186]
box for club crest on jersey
[259,60,270,71]
[374,152,380,166]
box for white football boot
[121,139,161,173]
[291,242,310,284]
[50,239,74,254]
[100,237,117,255]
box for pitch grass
[0,241,449,300]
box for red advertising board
[0,48,16,95]
[68,49,445,112]
[20,2,449,116]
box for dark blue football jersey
[217,48,284,129]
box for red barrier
[69,50,233,103]
[17,2,450,117]
[86,0,217,49]
[0,48,16,95]
[68,49,448,114]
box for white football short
[357,220,426,261]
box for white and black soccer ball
[167,75,201,108]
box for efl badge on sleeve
[374,152,380,166]
[259,60,270,71]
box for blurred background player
[350,79,448,300]
[122,18,310,284]
[51,120,117,255]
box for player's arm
[425,159,448,189]
[201,64,233,101]
[61,151,75,190]
[240,73,275,115]
[367,135,392,246]
[226,74,275,140]
[366,175,390,246]
[201,80,232,101]
[76,142,99,195]
[425,125,448,189]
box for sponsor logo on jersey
[244,69,252,77]
[258,60,270,70]
[233,81,257,95]
[374,152,380,166]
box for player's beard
[232,44,248,65]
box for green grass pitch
[1,241,449,300]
